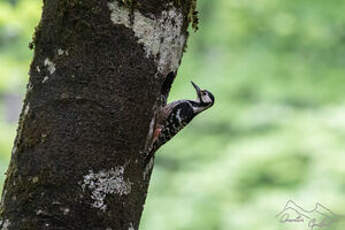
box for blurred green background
[1,0,345,229]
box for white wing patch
[176,108,182,123]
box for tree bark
[0,0,197,229]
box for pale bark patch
[108,1,186,76]
[81,167,132,211]
[44,58,56,75]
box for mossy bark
[0,0,197,229]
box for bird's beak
[191,81,202,100]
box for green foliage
[0,0,41,91]
[0,0,345,229]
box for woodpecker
[146,81,215,161]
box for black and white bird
[146,81,215,161]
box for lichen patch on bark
[44,58,56,75]
[81,167,132,211]
[57,48,68,56]
[61,207,70,215]
[23,103,30,116]
[0,219,10,230]
[108,1,186,76]
[42,76,49,84]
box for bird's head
[191,81,215,112]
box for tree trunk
[0,0,197,229]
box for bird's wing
[157,100,184,126]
